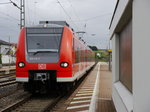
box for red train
[16,21,95,92]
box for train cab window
[26,28,63,53]
[26,27,63,63]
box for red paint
[16,25,95,82]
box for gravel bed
[0,90,29,110]
[0,83,20,98]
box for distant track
[0,79,16,87]
[0,73,15,79]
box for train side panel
[56,26,73,82]
[72,37,95,81]
[16,28,28,82]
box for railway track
[0,73,16,79]
[0,69,16,88]
[0,66,95,112]
[0,93,31,112]
[0,68,16,88]
[0,69,15,75]
[0,77,86,112]
[0,69,16,78]
[1,93,62,112]
[0,78,16,87]
[50,65,96,112]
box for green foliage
[9,50,14,56]
[89,46,98,51]
[94,49,110,62]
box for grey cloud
[0,0,117,48]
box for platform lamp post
[10,0,25,29]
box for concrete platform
[65,62,116,112]
[66,63,99,112]
[96,63,116,112]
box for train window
[26,27,63,63]
[26,28,63,53]
[27,34,61,52]
[119,20,132,92]
[74,38,80,63]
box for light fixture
[18,62,25,68]
[60,62,69,68]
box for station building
[109,0,150,112]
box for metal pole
[20,0,25,29]
[108,40,111,71]
[109,52,111,71]
[10,0,25,29]
[9,36,10,69]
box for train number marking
[38,64,46,69]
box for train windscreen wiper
[33,50,58,55]
[28,49,58,55]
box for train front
[16,24,67,92]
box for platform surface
[96,63,116,112]
[65,62,116,112]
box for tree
[88,46,98,51]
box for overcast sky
[0,0,117,49]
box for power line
[72,12,112,22]
[56,0,79,31]
[34,1,38,25]
[56,0,72,20]
[0,11,19,21]
[26,0,31,26]
[9,0,25,29]
[0,16,19,25]
[84,13,112,21]
[0,23,19,32]
[66,0,81,21]
[10,0,21,10]
[66,0,86,31]
[25,0,45,25]
[0,2,11,5]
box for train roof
[26,21,71,29]
[27,24,64,28]
[39,21,69,27]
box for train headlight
[18,62,25,68]
[60,62,69,68]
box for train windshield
[26,28,63,53]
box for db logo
[38,64,46,69]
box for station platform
[65,62,116,112]
[97,63,116,112]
